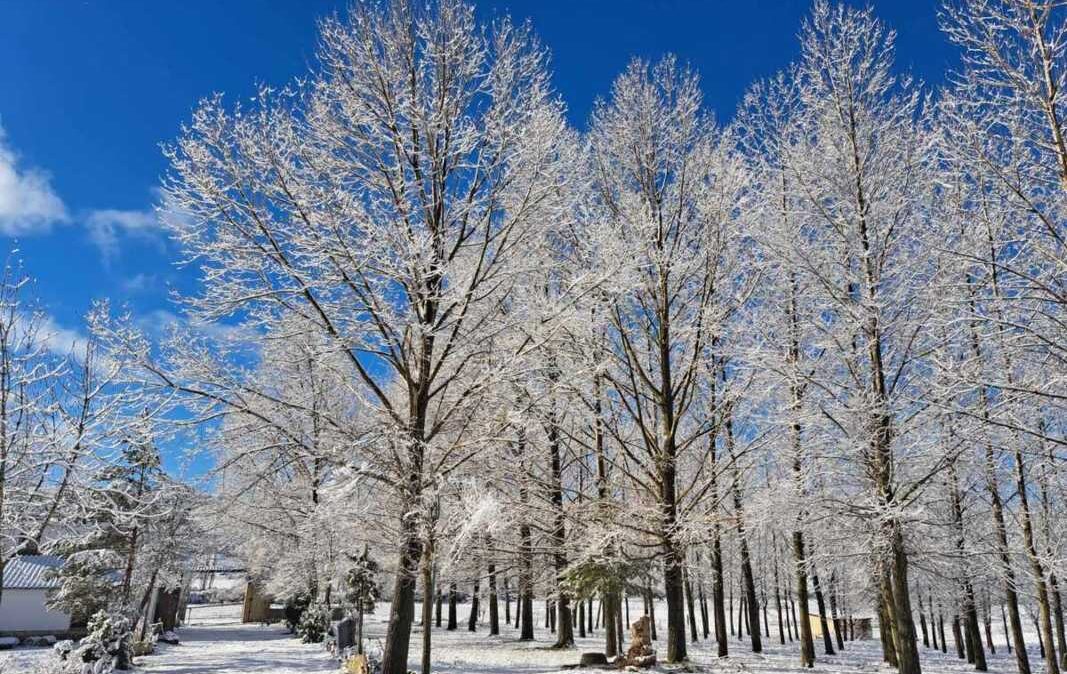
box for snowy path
[137,622,337,674]
[2,598,1049,674]
[131,600,1047,674]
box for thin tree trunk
[699,582,710,640]
[435,586,442,628]
[685,565,699,643]
[488,562,499,636]
[794,532,815,667]
[1002,602,1012,654]
[983,593,995,655]
[709,474,728,657]
[518,431,534,641]
[1014,441,1060,674]
[503,577,510,628]
[931,597,939,652]
[948,457,986,670]
[728,412,761,654]
[604,592,618,658]
[420,543,433,674]
[447,583,457,630]
[811,570,834,656]
[953,614,965,660]
[877,565,898,668]
[919,593,930,648]
[828,571,844,651]
[938,607,947,654]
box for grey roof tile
[3,555,63,590]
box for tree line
[5,1,1062,674]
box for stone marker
[623,616,656,668]
[336,616,356,652]
[579,652,609,667]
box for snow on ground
[2,599,1054,674]
[353,599,1051,674]
[138,622,338,674]
[0,646,50,673]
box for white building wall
[0,589,71,632]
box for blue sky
[1,0,957,352]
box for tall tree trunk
[738,594,746,639]
[1038,617,1048,658]
[967,285,1029,674]
[699,581,710,640]
[503,577,510,628]
[1001,602,1012,654]
[685,565,699,643]
[520,588,533,639]
[919,593,930,648]
[982,593,995,655]
[1013,441,1059,674]
[382,516,422,674]
[435,586,442,628]
[654,297,686,664]
[646,583,658,641]
[985,441,1030,673]
[518,429,535,642]
[791,595,800,646]
[546,407,573,649]
[381,379,433,674]
[468,581,480,632]
[709,451,728,657]
[1041,435,1067,669]
[488,562,499,636]
[785,279,814,667]
[447,583,458,631]
[952,615,965,659]
[794,532,815,668]
[420,542,434,674]
[877,564,898,668]
[662,498,686,661]
[948,458,986,670]
[728,412,761,654]
[938,608,947,654]
[592,370,617,655]
[763,595,770,639]
[828,572,844,651]
[777,575,789,643]
[811,569,834,656]
[930,595,939,652]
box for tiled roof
[3,555,63,590]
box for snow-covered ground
[0,646,50,673]
[138,622,337,674]
[0,599,1052,674]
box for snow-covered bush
[296,603,330,644]
[54,640,75,660]
[71,611,133,671]
[284,593,310,633]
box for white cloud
[137,308,254,345]
[120,272,157,293]
[11,311,88,359]
[39,314,88,357]
[85,208,162,263]
[0,121,68,235]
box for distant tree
[345,545,382,655]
